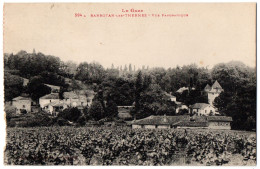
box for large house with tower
[204,80,224,105]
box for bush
[5,105,16,122]
[58,107,81,122]
[77,116,86,126]
[178,109,189,115]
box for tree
[75,62,105,84]
[105,100,118,118]
[137,84,175,118]
[4,72,24,101]
[88,100,105,121]
[177,89,208,107]
[213,61,256,130]
[27,76,51,101]
[133,71,143,116]
[129,64,132,72]
[58,107,81,122]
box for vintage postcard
[3,3,256,166]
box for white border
[0,1,258,169]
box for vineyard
[4,127,256,166]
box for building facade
[131,115,232,130]
[190,103,217,116]
[12,96,32,114]
[39,93,60,108]
[204,80,224,105]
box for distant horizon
[4,49,256,70]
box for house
[63,91,80,107]
[175,101,189,114]
[63,91,89,107]
[12,96,32,114]
[39,93,60,108]
[165,92,177,102]
[44,84,60,93]
[207,116,232,130]
[43,101,69,116]
[131,115,190,129]
[176,87,195,94]
[204,80,224,105]
[190,103,217,116]
[117,106,133,120]
[131,115,232,130]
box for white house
[165,92,177,102]
[63,91,90,107]
[190,103,217,116]
[43,101,69,116]
[39,93,60,108]
[12,96,32,114]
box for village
[9,74,232,130]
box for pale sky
[3,3,256,69]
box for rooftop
[212,80,223,89]
[174,121,208,127]
[45,84,60,90]
[132,115,190,125]
[40,93,59,99]
[12,96,31,101]
[63,92,79,99]
[206,116,232,122]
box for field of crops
[4,127,256,166]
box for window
[205,110,207,113]
[23,105,25,108]
[50,100,51,102]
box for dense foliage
[5,127,256,165]
[4,72,24,101]
[213,61,256,130]
[4,51,256,130]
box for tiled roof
[206,116,232,122]
[190,103,210,109]
[44,101,68,107]
[132,115,190,125]
[165,92,176,98]
[174,121,208,127]
[12,96,31,101]
[45,84,60,90]
[40,93,59,99]
[204,84,211,91]
[176,87,188,93]
[63,92,79,99]
[212,80,222,89]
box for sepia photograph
[2,3,256,166]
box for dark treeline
[4,51,256,130]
